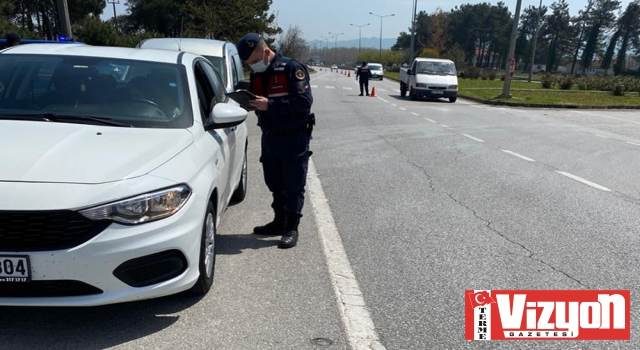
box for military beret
[236,33,261,62]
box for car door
[193,59,233,208]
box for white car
[0,44,248,306]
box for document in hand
[226,90,257,111]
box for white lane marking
[595,134,610,139]
[399,107,407,111]
[326,86,336,89]
[411,112,419,116]
[502,150,535,162]
[555,171,612,192]
[424,118,436,123]
[311,85,318,88]
[378,97,389,103]
[376,88,387,92]
[461,134,485,143]
[627,142,640,146]
[343,87,353,90]
[391,103,397,107]
[440,124,450,128]
[307,159,386,350]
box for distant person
[5,33,21,47]
[356,61,372,96]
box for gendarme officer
[236,33,314,249]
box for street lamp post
[369,12,395,61]
[410,0,417,64]
[320,35,330,65]
[350,23,370,61]
[328,31,344,65]
[528,0,544,82]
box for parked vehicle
[331,64,338,72]
[399,58,458,103]
[138,38,247,93]
[368,63,384,80]
[0,44,248,306]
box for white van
[368,63,384,80]
[399,58,458,103]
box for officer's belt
[263,127,308,136]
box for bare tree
[427,7,451,55]
[276,25,308,61]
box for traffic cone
[370,86,376,97]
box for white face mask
[250,51,269,73]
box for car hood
[0,120,193,184]
[416,74,458,85]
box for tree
[182,0,280,42]
[276,25,307,60]
[542,0,572,71]
[426,7,450,55]
[580,0,620,70]
[612,0,640,74]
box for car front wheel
[189,201,217,295]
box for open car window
[0,54,193,128]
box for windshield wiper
[42,113,132,127]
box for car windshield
[203,55,227,85]
[369,64,383,71]
[416,61,456,76]
[0,54,192,128]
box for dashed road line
[440,124,450,128]
[326,86,335,89]
[342,87,353,90]
[555,171,611,192]
[595,134,610,139]
[627,142,640,146]
[411,112,419,116]
[461,134,485,143]
[502,150,535,162]
[378,97,389,103]
[308,159,386,350]
[391,103,397,107]
[423,118,436,123]
[399,107,407,111]
[311,85,318,88]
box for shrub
[489,72,497,80]
[612,83,625,96]
[558,75,574,90]
[540,73,555,89]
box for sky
[104,0,634,43]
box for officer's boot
[278,215,300,249]
[253,213,286,236]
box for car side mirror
[204,102,248,131]
[407,69,413,75]
[235,80,250,91]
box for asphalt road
[2,68,640,350]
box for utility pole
[320,36,329,64]
[56,0,72,39]
[410,0,417,64]
[528,0,543,82]
[107,0,120,32]
[501,0,523,98]
[350,23,370,61]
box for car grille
[0,210,111,251]
[0,280,103,297]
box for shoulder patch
[295,69,306,80]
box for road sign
[509,58,516,77]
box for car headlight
[80,185,192,225]
[448,85,458,90]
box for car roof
[0,39,82,46]
[414,58,454,63]
[1,44,190,64]
[138,38,234,58]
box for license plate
[0,255,30,282]
[432,90,444,94]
